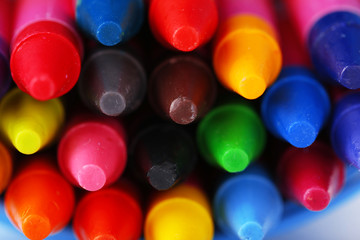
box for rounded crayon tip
[22,214,51,240]
[303,188,330,211]
[96,21,123,46]
[94,234,117,240]
[339,65,360,89]
[287,121,316,148]
[238,222,264,240]
[172,26,200,52]
[148,163,178,190]
[77,164,106,191]
[236,75,266,100]
[14,130,41,155]
[169,97,198,125]
[221,149,249,173]
[28,76,56,101]
[99,91,126,116]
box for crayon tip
[303,188,330,211]
[236,75,267,100]
[99,91,126,116]
[77,164,106,191]
[93,234,116,240]
[238,222,264,240]
[287,121,316,148]
[28,76,56,101]
[13,129,41,155]
[96,21,123,46]
[172,26,200,52]
[148,162,178,190]
[22,214,51,240]
[169,97,198,125]
[221,149,249,173]
[339,65,360,89]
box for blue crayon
[261,66,330,148]
[213,166,283,240]
[331,92,360,169]
[76,0,144,46]
[309,11,360,89]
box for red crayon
[73,180,143,240]
[5,155,75,240]
[10,0,83,100]
[148,0,218,52]
[277,142,345,211]
[58,115,127,191]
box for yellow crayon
[0,88,64,154]
[145,183,214,240]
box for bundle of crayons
[1,0,360,239]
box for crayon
[277,142,345,211]
[78,48,147,117]
[0,88,64,155]
[10,0,83,100]
[58,115,127,191]
[213,0,282,99]
[130,124,197,190]
[331,92,360,169]
[0,141,12,194]
[213,166,283,240]
[261,67,330,148]
[148,55,217,125]
[284,0,360,89]
[0,0,12,98]
[197,103,266,173]
[4,156,75,240]
[144,183,214,240]
[148,0,218,52]
[76,0,144,46]
[73,181,143,240]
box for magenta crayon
[58,115,127,191]
[10,0,83,100]
[284,0,360,89]
[278,142,345,211]
[0,0,12,98]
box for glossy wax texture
[0,141,12,194]
[149,55,217,125]
[131,124,197,190]
[0,0,12,98]
[78,49,146,117]
[5,156,75,240]
[148,0,218,51]
[145,183,214,240]
[58,116,127,191]
[10,0,83,100]
[0,88,64,155]
[278,142,345,211]
[214,166,283,240]
[261,67,330,148]
[331,92,360,169]
[197,103,266,173]
[213,0,282,99]
[76,0,144,46]
[73,182,143,240]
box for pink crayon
[58,115,127,191]
[11,0,83,100]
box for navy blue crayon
[213,166,283,240]
[78,48,147,116]
[76,0,144,46]
[331,92,360,169]
[261,67,330,148]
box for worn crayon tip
[172,26,200,52]
[28,76,56,101]
[14,130,41,155]
[96,21,123,46]
[238,222,264,240]
[169,97,198,125]
[22,214,51,240]
[237,75,267,100]
[94,234,117,240]
[148,163,178,191]
[287,121,316,148]
[303,188,330,211]
[221,149,249,173]
[339,65,360,89]
[99,91,126,116]
[78,164,106,191]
